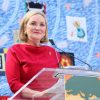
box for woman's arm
[6,48,23,93]
[6,48,45,99]
[21,87,46,99]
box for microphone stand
[49,39,92,71]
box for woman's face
[25,14,46,43]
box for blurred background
[0,0,100,96]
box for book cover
[64,74,100,100]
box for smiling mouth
[33,32,41,34]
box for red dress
[6,44,60,94]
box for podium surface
[8,68,100,100]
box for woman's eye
[31,22,36,25]
[40,23,45,26]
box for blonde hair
[73,21,80,28]
[19,11,48,43]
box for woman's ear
[24,25,27,34]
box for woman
[6,11,60,99]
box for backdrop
[0,0,100,96]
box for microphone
[49,39,92,70]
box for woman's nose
[35,25,40,30]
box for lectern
[8,68,100,100]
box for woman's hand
[32,90,55,99]
[32,91,46,98]
[21,87,43,99]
